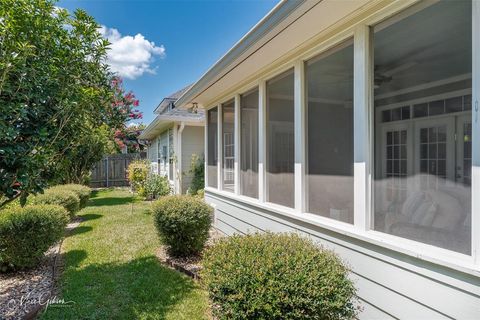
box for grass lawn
[40,188,209,320]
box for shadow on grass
[41,254,200,319]
[79,213,102,222]
[67,225,93,237]
[88,196,134,207]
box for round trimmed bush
[50,184,91,209]
[31,189,80,218]
[202,232,358,320]
[0,205,69,270]
[153,195,213,257]
[143,175,170,200]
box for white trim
[204,114,209,188]
[234,94,241,195]
[258,80,267,202]
[473,0,480,265]
[205,187,478,276]
[353,24,372,231]
[217,104,223,190]
[294,60,306,213]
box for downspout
[177,122,186,194]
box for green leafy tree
[0,0,140,207]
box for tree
[0,0,141,207]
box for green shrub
[31,189,80,218]
[153,195,213,257]
[127,159,150,193]
[143,175,171,200]
[187,154,205,195]
[49,184,91,209]
[0,205,69,270]
[202,232,358,320]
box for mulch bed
[156,228,224,280]
[0,217,81,320]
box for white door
[414,117,455,189]
[456,113,472,186]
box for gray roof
[154,84,193,114]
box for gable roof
[154,84,193,114]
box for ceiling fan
[374,61,417,89]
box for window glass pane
[306,41,354,223]
[373,1,472,254]
[240,88,259,198]
[222,100,235,192]
[266,69,294,207]
[207,107,218,188]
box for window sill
[204,187,480,279]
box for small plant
[143,175,171,200]
[0,205,69,271]
[202,232,358,320]
[49,184,91,209]
[153,195,213,257]
[187,154,205,195]
[127,159,150,194]
[31,189,80,218]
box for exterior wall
[147,137,158,174]
[206,190,480,319]
[181,126,205,193]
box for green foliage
[31,189,80,218]
[153,196,213,257]
[143,175,171,200]
[53,124,116,185]
[202,232,358,320]
[187,154,205,195]
[127,159,150,194]
[49,184,91,209]
[0,0,142,207]
[0,204,69,270]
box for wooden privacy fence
[90,153,145,188]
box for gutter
[175,0,306,108]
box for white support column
[172,124,179,194]
[294,60,306,213]
[217,103,223,190]
[234,94,241,195]
[204,111,209,188]
[258,80,267,202]
[353,24,373,231]
[472,1,480,264]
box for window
[222,100,235,192]
[373,1,472,254]
[306,41,354,224]
[266,69,294,208]
[207,107,218,188]
[240,88,259,198]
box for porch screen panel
[373,0,472,254]
[306,41,354,224]
[222,100,235,192]
[240,88,259,198]
[266,69,294,208]
[207,107,218,188]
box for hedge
[0,205,69,270]
[202,232,358,320]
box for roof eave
[175,0,306,109]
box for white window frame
[203,0,480,274]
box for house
[139,86,205,194]
[173,0,480,318]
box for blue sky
[58,0,278,124]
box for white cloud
[99,25,165,80]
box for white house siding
[181,126,205,193]
[148,137,158,174]
[206,191,480,319]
